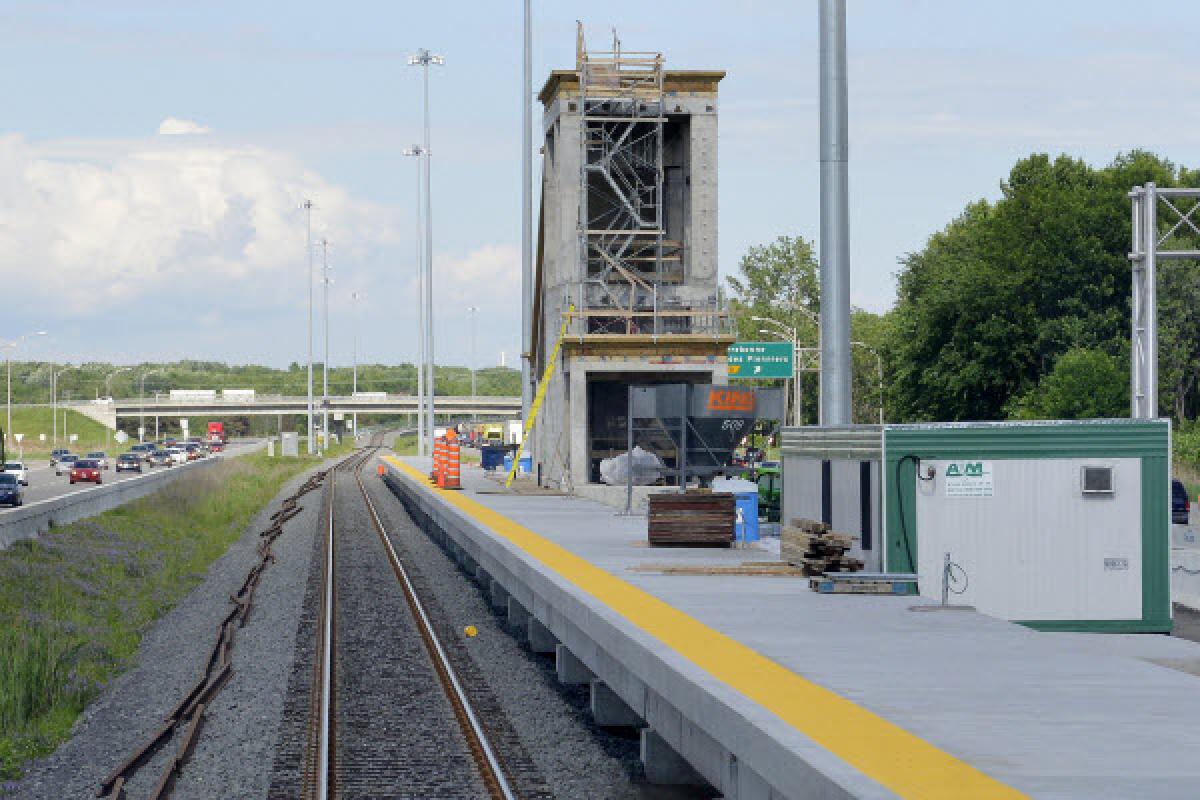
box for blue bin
[733,492,760,543]
[481,445,506,471]
[502,452,533,474]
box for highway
[0,441,259,514]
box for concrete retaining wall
[0,452,244,550]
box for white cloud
[0,132,398,312]
[157,117,212,136]
[434,244,520,309]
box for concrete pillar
[474,566,491,586]
[527,617,558,654]
[556,645,594,685]
[489,579,510,611]
[507,597,530,634]
[640,729,708,787]
[590,680,642,727]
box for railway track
[304,441,517,800]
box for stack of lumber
[647,491,734,547]
[781,518,864,577]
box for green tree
[725,235,888,424]
[887,150,1198,423]
[1008,348,1127,420]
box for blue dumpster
[733,491,760,543]
[481,445,506,471]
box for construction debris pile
[782,519,864,579]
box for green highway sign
[727,341,793,379]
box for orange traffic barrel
[377,463,385,477]
[441,439,461,489]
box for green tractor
[738,463,781,523]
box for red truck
[207,421,226,451]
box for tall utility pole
[467,305,479,423]
[320,238,330,451]
[3,331,47,449]
[818,0,852,426]
[351,290,359,437]
[303,199,315,454]
[520,0,534,422]
[403,145,427,455]
[410,48,444,453]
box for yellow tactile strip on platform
[383,456,1024,800]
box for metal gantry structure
[1129,183,1200,419]
[575,28,674,333]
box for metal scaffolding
[576,27,679,334]
[1129,183,1200,418]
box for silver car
[3,462,29,486]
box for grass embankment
[0,449,338,779]
[1175,424,1200,499]
[2,408,115,462]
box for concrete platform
[383,455,1200,800]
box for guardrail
[0,444,262,549]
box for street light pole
[320,238,330,451]
[852,341,885,424]
[403,144,427,455]
[467,305,479,424]
[754,316,802,426]
[3,331,47,449]
[302,199,315,455]
[105,366,131,450]
[410,47,443,454]
[139,368,163,443]
[351,290,359,438]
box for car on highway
[0,473,23,507]
[3,462,29,486]
[149,449,174,468]
[116,453,143,473]
[70,459,103,485]
[1173,479,1191,525]
[50,448,71,466]
[184,444,202,461]
[167,447,187,466]
[54,454,79,476]
[87,451,110,470]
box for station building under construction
[530,29,733,491]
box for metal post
[52,368,56,445]
[5,353,10,450]
[321,239,330,450]
[521,0,534,421]
[1144,183,1158,419]
[624,386,634,514]
[818,0,852,426]
[404,146,426,457]
[303,199,315,454]
[793,334,802,426]
[1130,188,1142,417]
[468,305,478,424]
[410,48,443,456]
[352,291,359,437]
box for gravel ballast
[13,459,334,800]
[365,467,698,799]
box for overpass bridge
[68,395,522,430]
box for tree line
[728,151,1200,436]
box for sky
[3,1,1199,370]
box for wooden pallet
[647,491,734,547]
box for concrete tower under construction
[530,28,732,493]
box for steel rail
[352,455,518,800]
